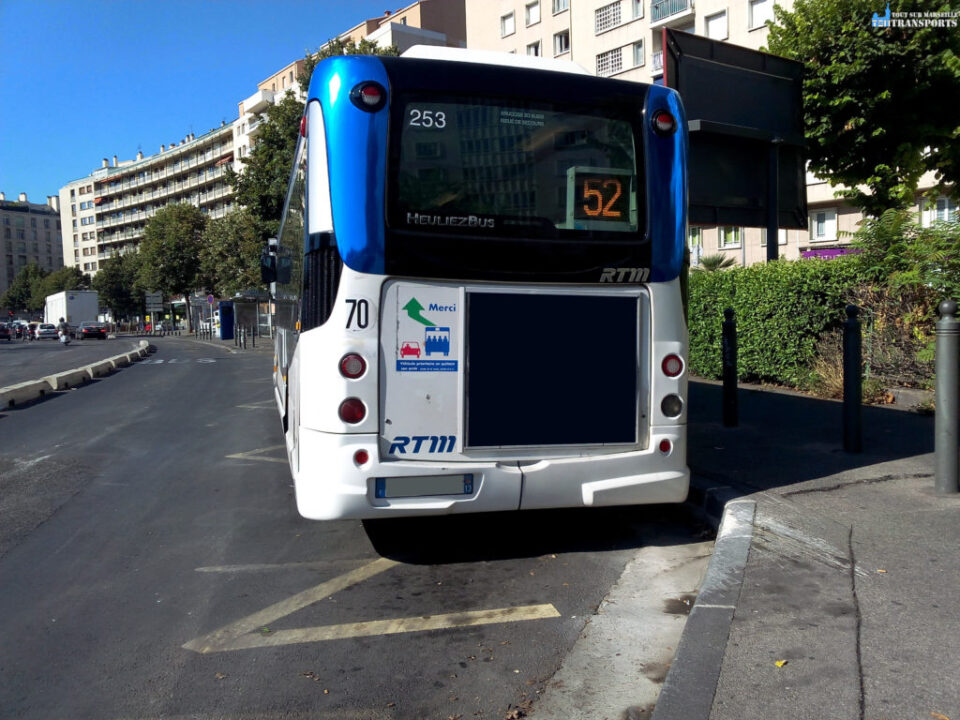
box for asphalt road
[0,336,708,720]
[0,335,143,387]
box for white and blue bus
[266,46,689,521]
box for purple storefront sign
[802,247,861,259]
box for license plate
[375,474,474,499]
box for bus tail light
[659,439,673,454]
[339,398,366,424]
[339,353,367,379]
[354,449,370,466]
[350,82,387,112]
[652,109,677,135]
[662,354,684,377]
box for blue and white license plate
[375,474,474,499]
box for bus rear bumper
[518,427,690,509]
[291,426,689,521]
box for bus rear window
[391,99,640,237]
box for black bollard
[843,305,863,453]
[935,300,959,494]
[722,308,738,427]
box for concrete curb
[0,340,150,408]
[652,484,756,720]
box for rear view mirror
[276,256,293,285]
[260,246,276,284]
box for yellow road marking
[225,445,287,464]
[184,557,560,654]
[220,604,561,652]
[185,558,397,653]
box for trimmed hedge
[688,257,863,386]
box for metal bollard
[935,300,959,494]
[722,308,738,427]
[843,305,863,453]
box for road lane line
[195,561,350,573]
[225,445,287,464]
[184,557,398,653]
[216,604,561,652]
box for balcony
[242,88,274,116]
[246,117,264,138]
[651,0,693,26]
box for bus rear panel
[271,50,689,520]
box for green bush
[688,257,863,385]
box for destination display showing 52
[573,173,629,222]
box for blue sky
[0,0,408,203]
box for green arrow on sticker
[402,297,437,326]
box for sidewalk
[655,381,959,720]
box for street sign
[207,294,215,305]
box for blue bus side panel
[310,56,389,275]
[645,85,687,283]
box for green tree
[139,204,206,330]
[692,253,738,272]
[767,0,960,216]
[199,209,264,297]
[0,263,48,315]
[853,208,960,301]
[225,92,304,239]
[93,253,142,321]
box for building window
[525,1,541,26]
[719,226,742,248]
[935,196,958,223]
[527,41,541,56]
[553,0,568,12]
[632,0,644,18]
[706,10,728,39]
[749,0,774,29]
[501,12,516,37]
[595,1,622,33]
[633,40,645,66]
[761,228,788,246]
[596,47,623,76]
[810,208,837,241]
[554,29,570,55]
[922,196,958,227]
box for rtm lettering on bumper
[388,435,457,454]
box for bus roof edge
[400,45,590,76]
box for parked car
[34,323,58,340]
[77,321,107,340]
[0,323,11,341]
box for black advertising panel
[664,29,807,229]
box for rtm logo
[600,267,650,282]
[388,435,457,454]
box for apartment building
[465,0,954,267]
[59,123,235,276]
[1,192,64,302]
[338,0,467,53]
[235,59,307,170]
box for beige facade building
[338,0,467,52]
[235,59,307,170]
[464,0,955,267]
[59,123,236,277]
[1,192,64,305]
